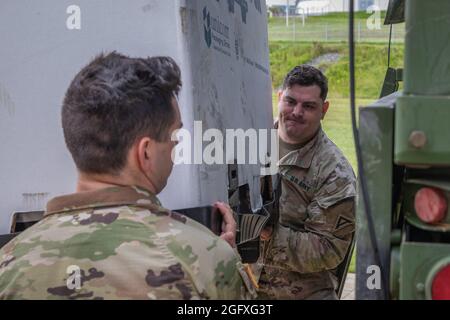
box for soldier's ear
[277,89,283,102]
[321,101,330,120]
[137,137,153,170]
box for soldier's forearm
[268,223,351,273]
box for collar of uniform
[44,185,161,217]
[277,128,323,169]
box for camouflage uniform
[257,128,356,300]
[0,186,255,300]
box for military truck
[355,0,450,300]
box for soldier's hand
[214,201,237,248]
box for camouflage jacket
[0,186,255,300]
[258,128,356,299]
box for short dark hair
[282,65,328,101]
[62,51,182,174]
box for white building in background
[266,0,390,14]
[266,0,298,15]
[296,0,390,13]
[296,1,330,15]
[266,0,297,6]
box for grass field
[268,11,405,43]
[269,41,404,97]
[268,14,405,273]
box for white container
[0,0,273,233]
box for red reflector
[414,187,447,224]
[432,264,450,300]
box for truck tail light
[431,264,450,300]
[414,187,447,224]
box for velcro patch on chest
[281,172,312,192]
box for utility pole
[358,20,361,42]
[293,14,296,41]
[286,0,289,27]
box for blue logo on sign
[203,7,212,48]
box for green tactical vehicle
[355,0,450,300]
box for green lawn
[269,41,404,98]
[268,11,405,43]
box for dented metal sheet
[0,0,272,232]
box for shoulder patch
[334,215,353,231]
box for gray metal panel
[0,0,183,232]
[356,103,394,300]
[178,0,273,211]
[0,0,273,232]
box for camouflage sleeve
[169,218,253,300]
[0,211,252,300]
[268,174,356,274]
